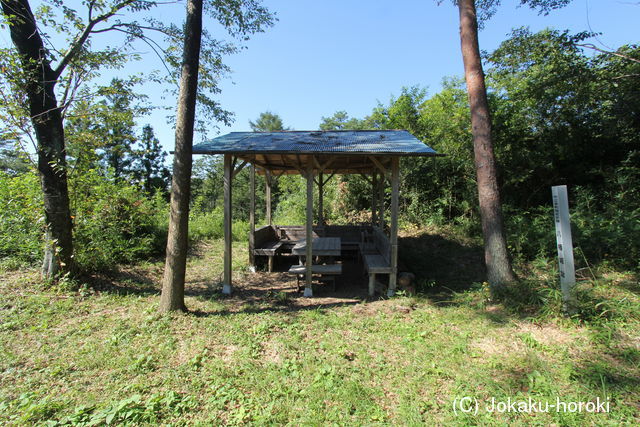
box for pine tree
[135,124,170,193]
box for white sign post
[552,185,576,311]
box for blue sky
[5,1,636,153]
[158,0,634,151]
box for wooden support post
[304,161,314,297]
[372,173,378,225]
[223,154,233,294]
[318,172,324,225]
[379,171,385,230]
[388,157,400,296]
[368,273,376,297]
[266,170,272,226]
[249,164,255,272]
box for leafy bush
[504,205,556,262]
[0,169,169,272]
[0,172,43,266]
[189,206,249,242]
[70,170,168,271]
[571,187,640,271]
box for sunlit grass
[0,238,638,425]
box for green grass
[0,238,638,425]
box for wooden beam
[223,154,233,294]
[321,157,335,172]
[249,164,256,271]
[252,160,297,172]
[368,156,388,176]
[266,170,272,226]
[372,172,378,225]
[232,160,248,178]
[388,157,400,296]
[360,173,373,184]
[312,156,323,172]
[378,170,385,229]
[318,172,324,225]
[294,154,306,174]
[257,167,384,176]
[322,171,335,185]
[304,164,314,297]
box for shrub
[0,170,170,271]
[189,206,249,242]
[70,170,168,271]
[0,171,44,266]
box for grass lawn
[0,236,638,425]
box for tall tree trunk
[2,0,74,278]
[458,0,516,291]
[159,0,203,312]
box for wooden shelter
[192,130,440,297]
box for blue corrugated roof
[192,130,439,156]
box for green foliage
[70,169,168,271]
[133,124,170,193]
[156,1,276,135]
[319,111,373,130]
[249,111,289,131]
[0,168,169,272]
[3,391,199,426]
[93,78,140,181]
[0,171,43,266]
[191,156,266,222]
[315,30,640,271]
[273,175,307,224]
[0,140,30,175]
[189,206,250,242]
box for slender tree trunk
[159,0,203,312]
[2,0,74,278]
[458,0,516,291]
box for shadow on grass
[616,275,640,296]
[187,260,371,316]
[399,231,486,303]
[81,269,160,296]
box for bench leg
[388,272,397,297]
[268,256,274,272]
[368,273,376,296]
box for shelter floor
[227,258,384,309]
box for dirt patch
[516,322,576,347]
[215,271,366,313]
[471,335,525,358]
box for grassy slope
[0,238,638,425]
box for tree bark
[159,0,203,312]
[458,0,516,291]
[2,0,74,278]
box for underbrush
[0,171,253,274]
[189,206,250,242]
[452,260,640,328]
[0,170,169,273]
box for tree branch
[52,0,139,79]
[577,43,640,65]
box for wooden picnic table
[289,237,342,291]
[291,237,341,257]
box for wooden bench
[324,225,365,261]
[287,264,342,291]
[362,227,392,296]
[253,225,283,272]
[278,226,320,241]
